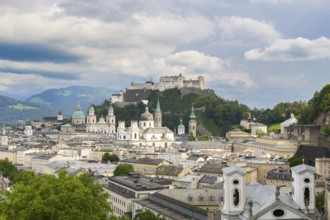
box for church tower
[86,104,97,124]
[188,105,197,138]
[154,97,162,128]
[291,164,316,214]
[177,118,185,135]
[1,127,8,146]
[221,166,246,219]
[106,101,116,134]
[57,110,63,121]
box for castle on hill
[112,74,210,104]
[131,73,205,91]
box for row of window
[187,195,217,202]
[109,194,126,207]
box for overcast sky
[0,0,329,108]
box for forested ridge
[93,84,330,136]
[94,88,250,136]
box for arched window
[304,187,310,206]
[233,189,239,206]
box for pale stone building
[116,102,174,147]
[281,113,298,134]
[86,102,116,134]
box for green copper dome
[140,106,154,121]
[72,104,85,119]
[178,118,185,129]
[189,105,196,120]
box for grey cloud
[0,43,84,63]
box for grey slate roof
[156,165,184,176]
[294,145,330,166]
[266,168,292,181]
[121,158,166,165]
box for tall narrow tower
[154,97,162,128]
[189,105,197,138]
[221,166,246,219]
[106,101,116,134]
[86,104,96,124]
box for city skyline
[0,0,329,108]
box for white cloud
[245,37,330,61]
[154,50,255,88]
[216,16,281,44]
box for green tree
[0,158,18,181]
[134,209,166,220]
[188,134,196,141]
[315,191,325,213]
[256,129,266,138]
[198,134,210,141]
[113,164,134,176]
[0,170,111,220]
[102,153,120,163]
[288,157,303,167]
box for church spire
[154,96,162,128]
[189,105,196,120]
[156,95,161,112]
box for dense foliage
[102,153,119,163]
[288,157,303,167]
[300,84,330,124]
[251,101,308,125]
[134,209,166,220]
[316,191,325,213]
[95,88,249,136]
[113,164,134,176]
[0,170,111,220]
[0,158,18,181]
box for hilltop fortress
[131,73,205,91]
[112,74,213,104]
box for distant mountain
[26,86,117,118]
[0,91,26,100]
[0,86,117,124]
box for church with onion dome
[116,99,175,148]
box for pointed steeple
[189,105,196,120]
[76,103,81,111]
[154,96,162,128]
[88,103,95,115]
[108,101,114,115]
[156,96,161,112]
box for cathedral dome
[140,106,154,121]
[72,104,85,119]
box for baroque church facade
[116,99,175,148]
[221,164,320,220]
[69,99,196,145]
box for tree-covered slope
[94,88,249,136]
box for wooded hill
[93,88,250,136]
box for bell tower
[221,166,246,219]
[154,97,162,128]
[106,101,116,134]
[291,164,316,214]
[188,105,197,138]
